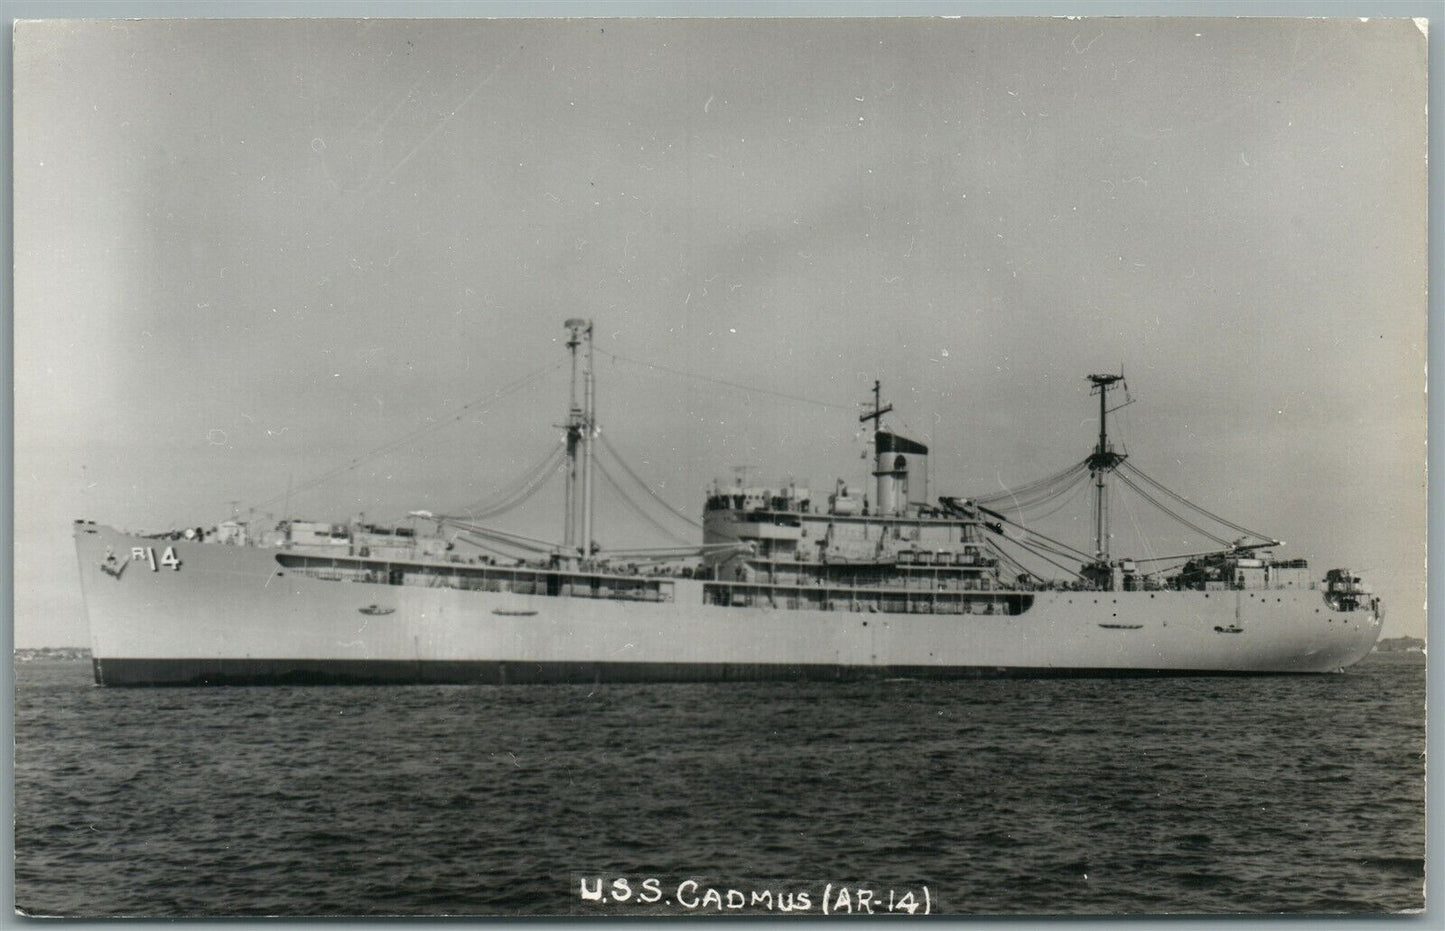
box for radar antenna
[859,379,893,431]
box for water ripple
[14,654,1425,916]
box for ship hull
[89,657,1328,687]
[75,525,1384,686]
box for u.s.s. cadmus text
[578,877,932,914]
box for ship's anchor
[100,548,129,580]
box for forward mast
[561,318,596,567]
[1083,371,1128,584]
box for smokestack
[874,431,928,517]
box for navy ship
[74,320,1383,685]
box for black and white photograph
[12,9,1428,918]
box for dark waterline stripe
[91,657,1303,687]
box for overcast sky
[14,16,1426,646]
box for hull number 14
[131,546,181,571]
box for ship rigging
[942,370,1281,593]
[411,319,750,571]
[234,320,1291,594]
[74,319,1383,685]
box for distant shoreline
[15,647,92,662]
[1373,636,1426,654]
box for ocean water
[13,655,1425,917]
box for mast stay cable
[597,433,703,530]
[1112,471,1234,547]
[592,457,695,547]
[1018,471,1093,522]
[1119,461,1276,543]
[970,460,1091,508]
[974,466,1093,520]
[974,504,1096,562]
[242,360,564,518]
[455,445,567,522]
[988,534,1087,582]
[595,348,853,412]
